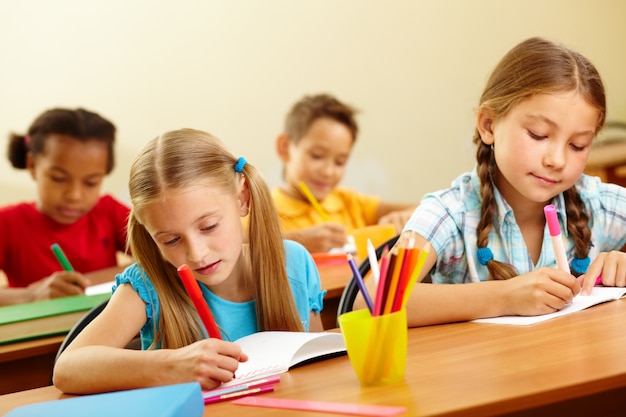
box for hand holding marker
[51,243,85,290]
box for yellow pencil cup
[338,308,407,386]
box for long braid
[474,137,518,280]
[563,187,592,276]
[475,140,496,250]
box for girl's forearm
[405,282,508,327]
[53,346,171,394]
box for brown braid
[563,187,592,276]
[473,136,518,280]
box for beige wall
[1,0,625,207]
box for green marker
[51,243,74,271]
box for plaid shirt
[404,169,626,284]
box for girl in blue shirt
[54,128,325,394]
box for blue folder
[5,382,203,417]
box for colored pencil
[383,246,405,315]
[392,246,419,312]
[366,238,380,286]
[347,254,374,313]
[401,245,429,309]
[298,181,329,221]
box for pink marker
[204,385,274,405]
[544,205,570,274]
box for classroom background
[1,0,625,208]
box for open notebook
[473,286,626,326]
[222,331,346,387]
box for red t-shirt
[0,195,130,287]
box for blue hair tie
[571,256,590,274]
[234,157,247,173]
[477,247,494,265]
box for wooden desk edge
[0,336,64,363]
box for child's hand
[503,267,580,316]
[579,251,626,295]
[28,271,91,300]
[170,339,248,391]
[300,223,348,253]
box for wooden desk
[3,299,626,416]
[316,261,352,329]
[0,335,64,396]
[0,277,114,395]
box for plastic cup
[338,308,407,386]
[350,224,396,262]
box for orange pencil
[401,245,430,309]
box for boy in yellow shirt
[273,93,415,253]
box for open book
[473,286,626,326]
[222,331,346,387]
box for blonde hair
[473,37,605,280]
[128,128,304,348]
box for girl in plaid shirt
[358,37,626,326]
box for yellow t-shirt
[271,187,381,232]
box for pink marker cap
[544,205,560,237]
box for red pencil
[381,249,399,315]
[392,247,419,312]
[177,264,222,339]
[373,251,390,317]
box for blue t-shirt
[113,240,325,347]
